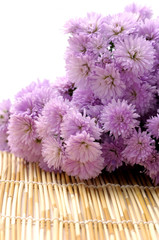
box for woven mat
[0,152,159,240]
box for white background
[0,0,158,102]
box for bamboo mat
[0,152,159,240]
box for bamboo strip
[46,172,56,208]
[26,162,34,240]
[52,172,63,240]
[16,158,25,240]
[76,178,92,240]
[137,174,159,236]
[42,170,51,240]
[57,173,70,240]
[0,152,11,240]
[64,174,80,240]
[87,179,105,240]
[33,163,39,240]
[5,154,16,240]
[53,207,59,240]
[71,176,86,240]
[118,174,142,240]
[86,187,99,240]
[130,172,157,239]
[21,164,28,240]
[76,177,95,240]
[111,174,137,240]
[97,175,120,240]
[36,164,45,240]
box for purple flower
[102,137,125,172]
[87,34,108,55]
[81,12,104,35]
[36,96,70,138]
[66,55,93,88]
[62,131,104,179]
[72,88,95,109]
[101,99,139,139]
[8,114,41,161]
[114,35,155,76]
[41,137,64,170]
[61,109,101,140]
[122,130,154,165]
[123,81,156,115]
[90,64,125,100]
[147,114,159,138]
[103,12,138,41]
[138,19,159,44]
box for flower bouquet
[0,3,159,183]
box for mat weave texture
[0,151,159,240]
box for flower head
[101,99,139,139]
[122,130,154,165]
[90,64,125,101]
[62,131,104,179]
[114,35,155,76]
[61,110,101,140]
[8,114,41,161]
[42,137,64,170]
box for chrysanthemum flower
[62,131,104,179]
[101,99,139,139]
[61,110,101,140]
[8,114,41,161]
[104,12,138,41]
[147,114,159,138]
[102,137,125,172]
[138,19,159,43]
[41,137,64,169]
[123,81,156,115]
[122,130,154,165]
[66,55,94,88]
[36,96,70,137]
[90,64,125,100]
[87,34,108,55]
[81,12,104,34]
[114,35,155,76]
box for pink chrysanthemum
[114,35,155,76]
[66,55,93,88]
[90,64,125,100]
[101,99,139,139]
[61,110,101,140]
[147,114,159,138]
[42,137,64,170]
[122,130,154,165]
[8,114,41,161]
[62,131,104,179]
[104,12,138,41]
[36,97,70,138]
[123,81,156,115]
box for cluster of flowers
[0,3,159,183]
